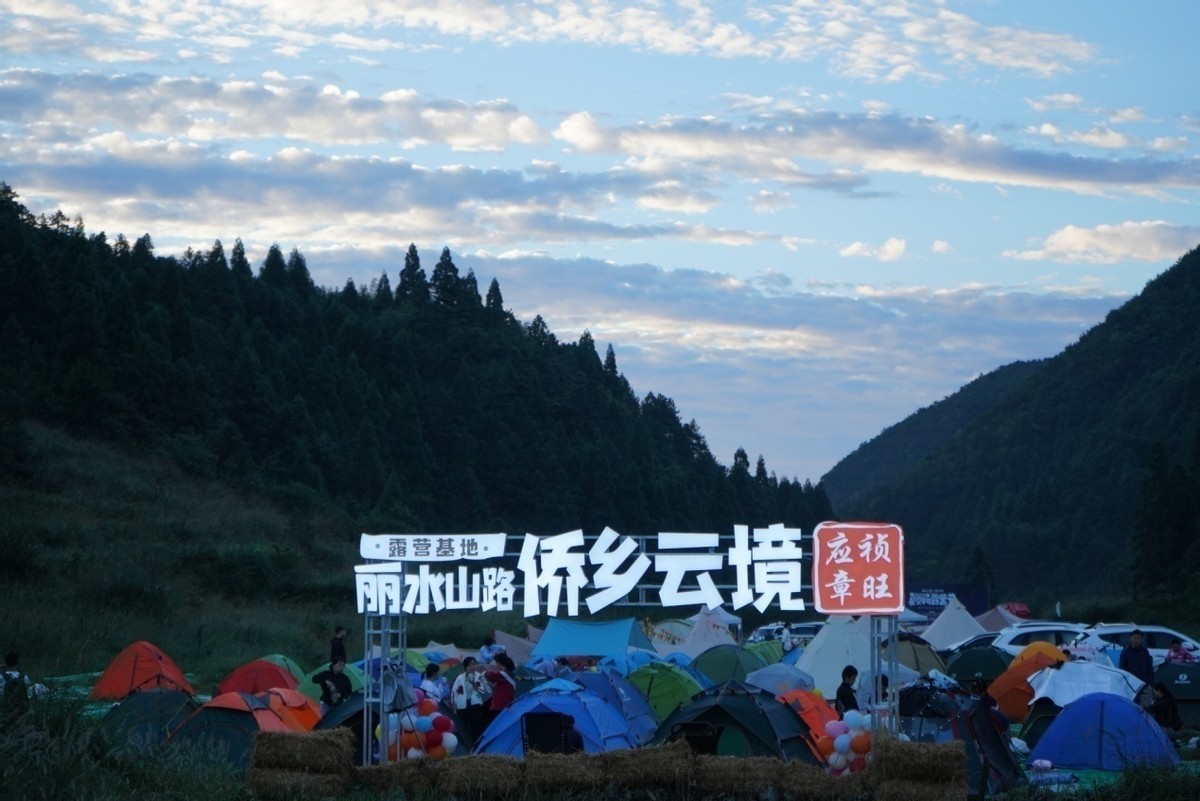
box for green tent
[691,644,768,684]
[647,680,820,761]
[744,640,784,666]
[258,654,305,682]
[946,647,1013,688]
[297,663,366,702]
[628,662,705,721]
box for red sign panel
[811,521,905,615]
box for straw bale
[436,754,522,797]
[873,778,967,801]
[251,729,355,776]
[870,734,964,783]
[596,740,694,789]
[692,755,782,796]
[776,762,868,801]
[522,752,606,792]
[354,758,436,795]
[247,767,348,800]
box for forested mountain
[834,246,1200,603]
[0,183,831,541]
[820,359,1048,511]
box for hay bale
[692,755,782,796]
[436,754,522,797]
[776,762,868,801]
[597,741,693,790]
[870,734,964,783]
[354,758,435,795]
[873,779,967,801]
[523,752,605,792]
[251,729,355,776]
[247,767,348,800]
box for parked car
[948,621,1088,657]
[747,622,823,646]
[1071,624,1200,665]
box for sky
[2,1,1199,484]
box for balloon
[427,744,447,761]
[400,732,417,751]
[406,747,425,759]
[811,688,823,698]
[425,730,444,748]
[374,723,382,741]
[432,715,454,733]
[849,757,868,773]
[415,716,434,733]
[401,714,416,732]
[833,721,850,736]
[418,698,438,716]
[834,734,851,754]
[859,714,873,731]
[413,688,426,702]
[851,734,872,754]
[816,736,835,756]
[843,711,863,730]
[442,733,459,752]
[824,721,842,737]
[827,751,848,770]
[388,742,401,761]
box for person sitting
[1149,682,1182,731]
[553,656,572,677]
[312,658,353,710]
[1165,638,1196,664]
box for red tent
[217,659,299,695]
[91,640,194,699]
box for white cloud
[932,240,951,253]
[839,237,906,261]
[1003,221,1200,264]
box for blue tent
[569,669,659,743]
[598,649,663,676]
[781,647,804,666]
[663,652,693,667]
[1030,692,1181,771]
[473,687,638,756]
[529,618,655,659]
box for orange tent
[987,652,1062,723]
[217,659,300,695]
[1013,641,1068,665]
[203,692,297,732]
[778,688,840,762]
[260,688,322,731]
[91,640,194,699]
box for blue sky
[3,1,1198,483]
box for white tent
[796,615,874,698]
[922,597,987,651]
[975,604,1026,632]
[648,619,693,651]
[687,605,741,630]
[657,607,738,658]
[1028,661,1143,707]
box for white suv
[975,621,1089,657]
[1070,624,1200,665]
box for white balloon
[406,747,425,759]
[827,752,849,770]
[442,733,459,752]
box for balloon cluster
[815,710,873,776]
[374,691,459,761]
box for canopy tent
[217,659,299,696]
[1028,661,1143,708]
[525,624,544,643]
[91,641,194,700]
[744,664,816,696]
[493,630,537,666]
[628,662,707,721]
[795,616,874,699]
[922,598,987,651]
[655,609,738,658]
[101,689,199,754]
[946,647,1013,688]
[898,607,930,628]
[648,680,821,762]
[1030,692,1181,771]
[691,644,769,685]
[473,686,638,756]
[974,603,1030,632]
[529,619,656,659]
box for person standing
[420,664,444,703]
[482,654,517,731]
[836,665,859,716]
[479,637,505,663]
[451,657,490,744]
[330,625,348,665]
[1119,630,1154,707]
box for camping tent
[885,632,946,675]
[91,641,194,699]
[297,663,367,703]
[795,616,874,698]
[473,686,638,756]
[101,689,198,753]
[597,649,662,676]
[166,691,309,772]
[777,688,840,762]
[923,598,987,651]
[530,618,656,659]
[1027,661,1143,708]
[559,670,658,743]
[974,603,1030,632]
[987,652,1062,724]
[217,659,299,695]
[657,609,738,658]
[744,640,784,666]
[628,662,707,721]
[946,647,1013,688]
[691,644,768,684]
[744,664,816,696]
[258,654,305,682]
[1030,692,1181,771]
[648,680,820,762]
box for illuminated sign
[811,521,905,615]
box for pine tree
[397,243,430,304]
[430,247,460,306]
[485,277,504,311]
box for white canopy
[796,615,874,698]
